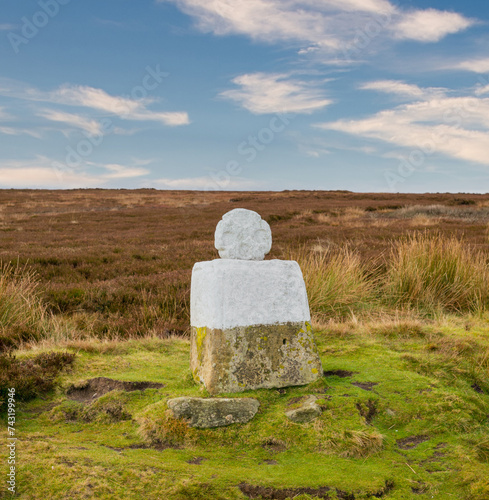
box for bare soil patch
[352,382,378,391]
[397,435,430,450]
[105,442,177,452]
[472,383,485,394]
[261,437,287,453]
[356,399,378,425]
[67,377,165,403]
[239,479,394,499]
[323,370,355,378]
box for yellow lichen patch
[195,327,207,361]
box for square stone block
[190,259,323,394]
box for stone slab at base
[191,322,323,394]
[167,397,260,428]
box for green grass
[2,192,489,498]
[3,320,489,499]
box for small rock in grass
[285,395,322,424]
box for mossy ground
[2,318,489,499]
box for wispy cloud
[393,9,473,42]
[452,58,489,74]
[98,163,150,179]
[37,109,104,135]
[0,156,100,188]
[0,24,16,31]
[0,156,151,188]
[359,80,446,99]
[0,167,100,188]
[0,78,190,126]
[0,127,42,139]
[476,85,489,96]
[220,73,331,114]
[160,0,475,62]
[316,86,489,166]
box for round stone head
[215,208,272,260]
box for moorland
[1,189,489,499]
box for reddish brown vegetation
[1,189,489,338]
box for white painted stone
[190,259,310,330]
[215,208,271,260]
[190,208,322,394]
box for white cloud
[37,109,104,135]
[359,80,445,99]
[99,163,150,179]
[0,78,190,127]
[52,85,190,125]
[0,127,42,138]
[0,156,101,188]
[160,0,340,49]
[53,85,143,115]
[160,0,473,60]
[0,24,15,31]
[125,109,190,126]
[454,58,489,74]
[0,156,151,188]
[316,91,489,166]
[393,8,474,42]
[0,166,100,188]
[476,85,489,96]
[220,73,331,114]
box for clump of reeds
[384,232,489,314]
[288,246,376,320]
[0,262,50,351]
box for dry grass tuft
[325,429,384,458]
[0,262,51,351]
[385,232,489,315]
[288,246,377,320]
[137,404,193,448]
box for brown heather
[2,189,489,348]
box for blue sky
[1,0,488,192]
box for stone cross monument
[190,208,323,394]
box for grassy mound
[0,351,76,412]
[5,321,489,499]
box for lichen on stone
[190,322,323,394]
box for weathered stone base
[190,322,323,394]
